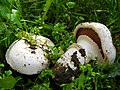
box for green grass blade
[42,0,54,23]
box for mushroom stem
[77,35,103,63]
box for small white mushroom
[52,43,86,83]
[5,35,54,75]
[52,22,116,83]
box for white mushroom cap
[74,22,116,64]
[5,35,54,75]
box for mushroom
[74,22,116,64]
[52,22,116,83]
[52,43,85,83]
[5,35,54,75]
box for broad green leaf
[0,63,4,67]
[4,70,12,76]
[0,76,16,89]
[66,2,76,9]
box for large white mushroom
[74,22,116,64]
[5,35,54,75]
[52,22,116,83]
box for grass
[0,0,120,90]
